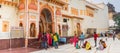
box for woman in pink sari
[73,34,78,47]
[46,32,52,46]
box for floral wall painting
[18,0,25,10]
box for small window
[0,15,1,18]
[63,5,68,11]
[63,19,67,22]
[19,23,23,27]
[0,5,1,8]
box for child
[76,42,80,49]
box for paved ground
[0,37,119,53]
[0,48,39,53]
[31,37,120,53]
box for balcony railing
[0,1,17,7]
[45,0,68,6]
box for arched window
[19,23,23,27]
[76,23,81,35]
[30,23,36,37]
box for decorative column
[54,5,57,33]
[37,0,40,37]
[25,0,29,48]
[56,7,62,35]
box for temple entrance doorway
[39,8,53,33]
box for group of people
[100,31,116,41]
[71,32,92,50]
[38,32,60,49]
[37,31,115,50]
[71,32,107,50]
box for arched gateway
[39,5,54,33]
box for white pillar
[54,5,57,32]
[25,0,29,48]
[37,0,40,37]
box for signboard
[10,27,24,38]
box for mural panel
[18,0,25,10]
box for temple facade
[0,0,109,49]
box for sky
[86,0,120,12]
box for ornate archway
[39,4,54,33]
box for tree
[113,13,120,29]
